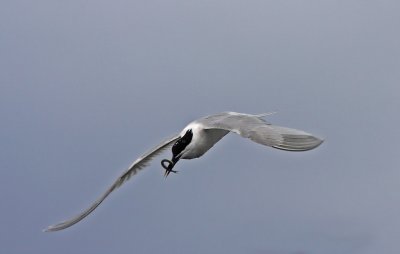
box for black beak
[161,156,180,177]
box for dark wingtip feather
[273,134,324,151]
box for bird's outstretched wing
[44,134,180,232]
[197,112,323,151]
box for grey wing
[44,134,180,232]
[197,112,323,151]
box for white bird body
[44,111,323,232]
[179,122,228,159]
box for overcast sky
[1,0,400,253]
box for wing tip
[43,220,75,232]
[312,136,324,149]
[43,225,58,232]
[256,112,277,118]
[273,134,324,151]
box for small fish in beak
[161,156,180,177]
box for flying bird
[44,112,323,232]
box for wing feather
[44,134,179,232]
[197,112,323,151]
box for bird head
[161,129,193,177]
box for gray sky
[1,0,399,253]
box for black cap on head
[172,129,193,159]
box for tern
[44,112,323,232]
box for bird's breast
[180,127,229,159]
